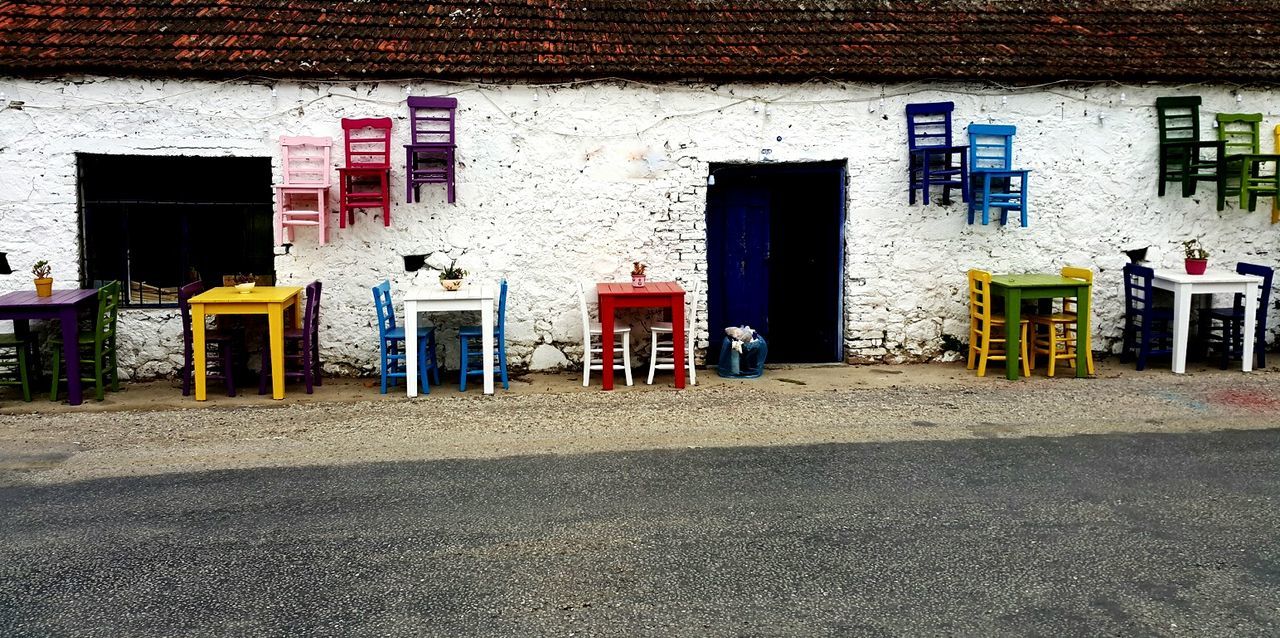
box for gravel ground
[1,361,1278,487]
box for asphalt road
[2,429,1278,637]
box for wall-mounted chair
[1216,113,1280,212]
[338,118,393,228]
[1155,96,1225,203]
[405,96,458,204]
[966,123,1030,226]
[273,136,332,246]
[906,102,969,206]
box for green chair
[50,281,121,402]
[1155,97,1225,204]
[0,333,33,402]
[1217,113,1280,212]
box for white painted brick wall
[0,77,1276,377]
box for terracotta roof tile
[1,0,1277,81]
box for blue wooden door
[707,184,771,338]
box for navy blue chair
[458,279,508,392]
[1120,263,1174,370]
[373,280,440,394]
[906,102,969,206]
[1199,262,1273,369]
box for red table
[598,282,686,391]
[0,289,100,405]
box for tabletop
[1153,270,1264,285]
[0,288,99,308]
[989,274,1090,288]
[598,282,685,296]
[189,286,303,304]
[404,283,495,301]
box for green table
[988,274,1092,380]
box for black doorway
[705,161,846,363]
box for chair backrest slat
[407,96,458,147]
[1217,113,1262,156]
[1124,263,1156,313]
[906,102,956,151]
[304,280,322,344]
[968,123,1016,172]
[1156,96,1203,144]
[178,280,206,345]
[95,281,121,343]
[967,269,992,324]
[372,280,396,338]
[1234,262,1274,322]
[1060,266,1093,315]
[577,281,592,336]
[342,117,393,169]
[280,136,332,187]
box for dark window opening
[78,154,275,307]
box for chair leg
[49,347,61,402]
[17,345,30,402]
[379,342,389,395]
[459,336,469,392]
[582,335,592,387]
[1020,324,1030,378]
[1137,320,1151,371]
[976,323,990,378]
[109,339,119,392]
[223,345,237,398]
[94,352,105,402]
[303,346,314,396]
[1046,324,1057,378]
[418,335,430,395]
[181,350,192,397]
[647,331,659,385]
[688,334,697,386]
[622,333,633,386]
[498,337,509,391]
[429,334,441,386]
[258,346,270,395]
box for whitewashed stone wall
[0,76,1276,377]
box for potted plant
[632,262,647,287]
[32,260,52,297]
[1183,239,1209,275]
[439,260,467,291]
[233,273,257,293]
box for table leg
[268,304,286,400]
[672,295,686,389]
[1004,288,1022,380]
[481,299,495,395]
[1170,284,1192,374]
[600,294,615,391]
[193,303,207,401]
[405,300,419,398]
[1075,284,1090,378]
[59,307,83,405]
[1242,281,1259,372]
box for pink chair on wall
[338,117,393,228]
[274,136,332,246]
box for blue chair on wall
[458,279,509,392]
[967,123,1031,226]
[373,280,440,394]
[1120,263,1174,371]
[1199,262,1273,369]
[906,102,969,206]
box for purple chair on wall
[404,96,458,204]
[259,280,323,394]
[906,101,969,205]
[179,281,238,397]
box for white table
[403,283,496,396]
[1152,269,1263,374]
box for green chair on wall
[1217,113,1280,212]
[0,333,32,402]
[1155,96,1224,201]
[50,280,120,402]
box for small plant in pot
[1183,239,1209,275]
[439,260,467,291]
[232,273,257,293]
[32,261,52,297]
[631,262,647,287]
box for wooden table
[189,286,302,400]
[598,282,686,390]
[404,283,496,396]
[1153,269,1263,374]
[0,289,100,405]
[988,274,1091,381]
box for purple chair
[179,281,238,397]
[404,96,457,204]
[259,280,322,394]
[906,101,970,205]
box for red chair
[338,118,392,228]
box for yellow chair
[1028,266,1096,377]
[967,269,1030,377]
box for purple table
[0,289,99,405]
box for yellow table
[189,286,303,400]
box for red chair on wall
[338,117,392,228]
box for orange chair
[1028,266,1096,377]
[967,269,1030,377]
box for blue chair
[967,123,1030,226]
[906,102,969,206]
[373,280,440,394]
[1120,263,1174,371]
[1199,262,1273,369]
[458,279,509,392]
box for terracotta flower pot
[1185,258,1208,275]
[33,277,52,297]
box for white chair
[578,281,633,387]
[647,279,699,385]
